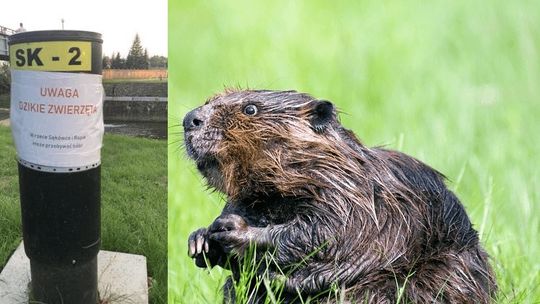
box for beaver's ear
[310,100,335,134]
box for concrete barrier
[103,82,167,97]
[103,97,167,123]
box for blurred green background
[168,1,540,303]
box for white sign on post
[10,70,104,169]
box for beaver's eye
[243,104,258,116]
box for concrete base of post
[0,242,149,304]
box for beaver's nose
[183,109,204,131]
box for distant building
[0,25,15,61]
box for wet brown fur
[185,89,497,303]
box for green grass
[168,0,540,303]
[0,127,167,303]
[0,127,21,269]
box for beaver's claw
[188,228,209,257]
[188,227,219,268]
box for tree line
[0,63,9,95]
[0,33,167,94]
[103,34,167,70]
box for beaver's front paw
[209,214,262,256]
[209,214,248,233]
[188,227,224,268]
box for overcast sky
[1,0,167,57]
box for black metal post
[9,30,103,304]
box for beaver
[185,89,497,303]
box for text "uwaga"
[40,87,79,98]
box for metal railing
[0,25,16,36]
